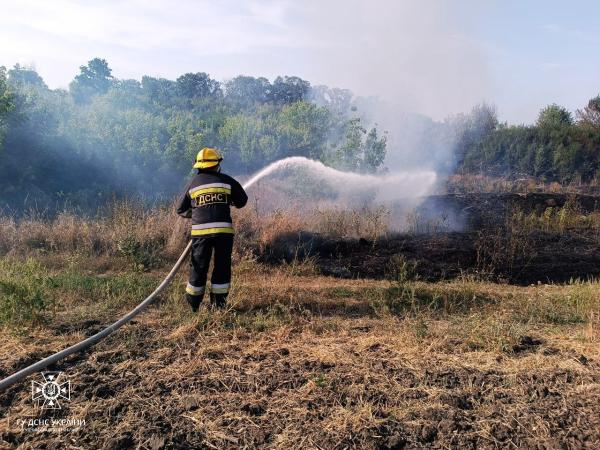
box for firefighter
[177,147,248,311]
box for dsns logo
[32,372,71,409]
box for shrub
[0,258,54,327]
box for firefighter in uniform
[177,148,248,311]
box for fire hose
[0,240,193,392]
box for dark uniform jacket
[177,170,248,236]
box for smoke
[297,0,490,175]
[299,1,489,120]
[0,1,492,221]
[240,156,440,234]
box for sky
[1,0,599,124]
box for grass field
[0,200,599,448]
[1,251,599,449]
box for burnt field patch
[260,193,600,284]
[263,228,600,284]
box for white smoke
[296,0,491,175]
[298,0,490,121]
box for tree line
[0,58,386,211]
[455,101,600,184]
[1,58,599,212]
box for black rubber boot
[210,293,228,309]
[186,294,202,312]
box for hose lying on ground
[0,241,193,392]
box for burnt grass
[264,229,600,284]
[262,193,600,284]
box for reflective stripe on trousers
[186,282,205,296]
[211,282,230,294]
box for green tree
[269,76,310,104]
[69,58,114,103]
[7,64,47,89]
[337,118,364,171]
[333,118,387,172]
[219,102,331,169]
[141,76,177,104]
[176,72,221,99]
[576,95,600,130]
[453,103,498,165]
[224,75,271,108]
[0,67,14,148]
[363,127,387,171]
[309,85,353,118]
[536,104,573,129]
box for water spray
[243,156,438,200]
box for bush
[117,234,165,270]
[0,258,54,327]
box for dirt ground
[1,268,599,449]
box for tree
[576,95,600,130]
[69,58,114,103]
[0,67,14,148]
[141,76,177,104]
[453,103,498,164]
[536,104,573,129]
[7,64,47,89]
[309,85,353,117]
[0,67,13,117]
[219,102,332,169]
[224,76,271,108]
[363,127,387,171]
[269,76,310,104]
[333,118,387,172]
[176,72,221,99]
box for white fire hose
[0,240,193,392]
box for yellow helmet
[193,147,223,169]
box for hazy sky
[1,0,599,123]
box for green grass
[0,258,55,328]
[513,280,600,325]
[0,257,163,328]
[50,271,158,306]
[2,255,598,356]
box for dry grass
[0,260,599,448]
[507,200,600,235]
[0,200,390,269]
[0,200,191,266]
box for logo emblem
[32,372,71,409]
